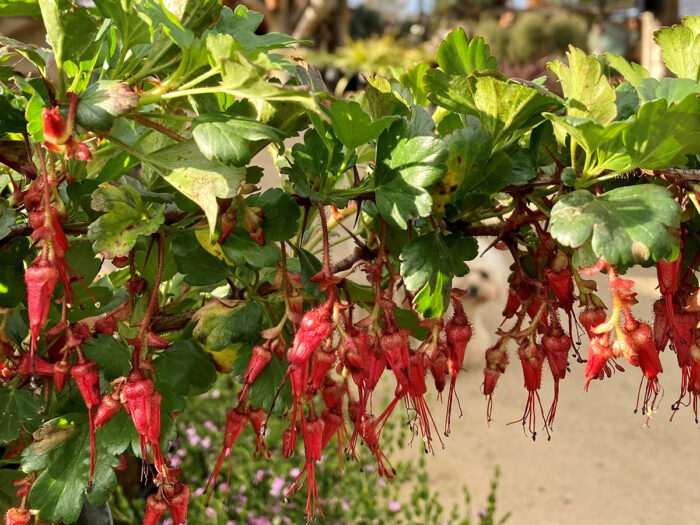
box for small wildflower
[211,389,220,399]
[388,501,401,513]
[193,487,205,497]
[254,469,265,484]
[204,420,218,432]
[270,476,285,497]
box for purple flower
[218,482,229,492]
[170,457,181,468]
[476,509,487,517]
[163,520,173,525]
[193,487,205,497]
[388,501,401,513]
[270,476,285,497]
[177,448,186,457]
[205,507,217,519]
[211,389,220,399]
[226,522,236,525]
[270,502,282,514]
[341,498,350,511]
[377,477,386,488]
[254,469,265,484]
[250,518,272,525]
[201,436,212,449]
[204,420,218,432]
[289,467,300,478]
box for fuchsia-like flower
[41,95,92,161]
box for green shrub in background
[474,11,589,65]
[473,18,509,63]
[507,12,548,64]
[108,377,510,525]
[548,13,588,54]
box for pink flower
[204,420,217,432]
[388,501,401,513]
[270,476,285,497]
[205,507,217,519]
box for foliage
[0,2,698,524]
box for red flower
[42,107,70,145]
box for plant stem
[177,68,221,91]
[131,114,187,142]
[132,233,166,369]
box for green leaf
[63,242,103,289]
[83,335,132,382]
[144,141,245,235]
[192,113,288,167]
[622,95,700,171]
[399,62,430,107]
[604,53,650,88]
[246,189,300,242]
[26,420,121,524]
[290,245,322,284]
[87,184,165,258]
[614,82,639,120]
[94,0,150,49]
[38,0,99,67]
[430,126,492,211]
[548,46,617,124]
[637,77,700,104]
[466,73,562,148]
[134,0,194,49]
[413,270,451,319]
[211,5,310,53]
[327,99,396,151]
[206,34,314,108]
[221,230,280,268]
[653,22,700,81]
[155,340,217,396]
[0,0,41,17]
[0,237,27,308]
[400,232,477,318]
[193,301,263,351]
[0,199,17,240]
[375,176,432,229]
[376,120,448,187]
[424,70,475,115]
[0,469,24,511]
[0,388,43,442]
[0,86,28,133]
[232,346,290,413]
[550,185,681,266]
[436,29,497,76]
[172,230,229,286]
[543,113,629,156]
[76,81,140,131]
